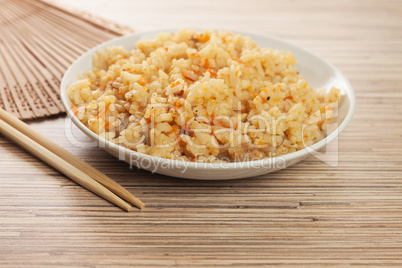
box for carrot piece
[171,126,179,133]
[206,69,217,78]
[192,68,199,74]
[175,100,181,108]
[71,104,78,115]
[170,80,181,88]
[257,94,266,103]
[199,33,210,42]
[204,58,210,69]
[233,58,249,67]
[138,76,146,86]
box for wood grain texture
[1,0,402,266]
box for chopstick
[0,119,133,212]
[0,108,145,210]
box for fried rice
[67,29,340,163]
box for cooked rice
[67,29,340,163]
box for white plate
[60,29,355,180]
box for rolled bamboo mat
[0,0,134,120]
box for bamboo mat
[0,0,134,120]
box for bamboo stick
[0,108,145,210]
[0,118,133,212]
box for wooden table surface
[1,0,402,266]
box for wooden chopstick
[0,108,145,210]
[0,119,132,212]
